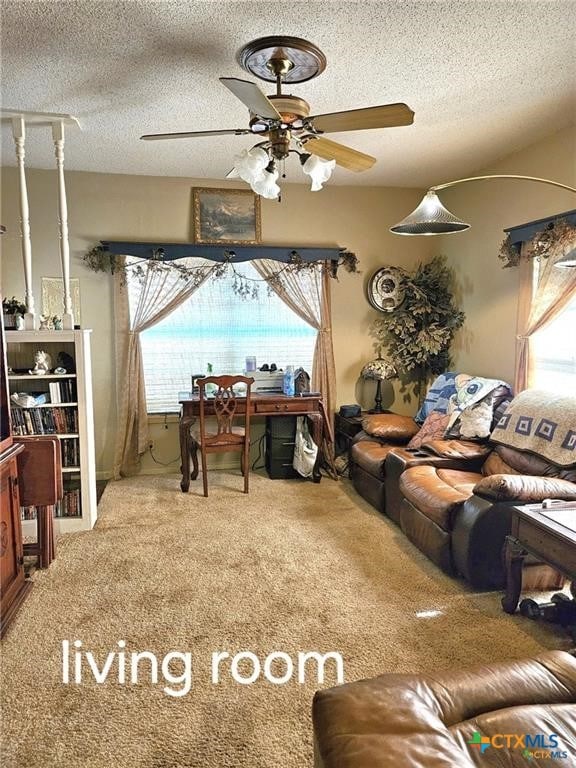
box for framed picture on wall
[41,277,81,325]
[193,188,261,245]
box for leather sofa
[313,650,576,768]
[350,388,576,589]
[350,371,510,518]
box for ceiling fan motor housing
[249,94,310,133]
[268,129,291,161]
[268,95,310,124]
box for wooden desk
[179,393,324,491]
[501,502,576,614]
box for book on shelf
[49,382,61,404]
[11,406,78,436]
[50,378,76,403]
[61,437,80,467]
[20,486,82,520]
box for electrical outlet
[147,439,154,450]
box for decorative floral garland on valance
[83,244,359,297]
[498,217,576,268]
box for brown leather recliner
[350,391,576,589]
[350,414,491,518]
[393,438,576,589]
[313,650,576,768]
[349,371,511,515]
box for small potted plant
[2,296,27,329]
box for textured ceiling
[1,0,575,188]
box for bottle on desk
[205,362,216,396]
[283,365,295,396]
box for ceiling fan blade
[301,135,376,172]
[141,128,251,140]
[308,103,414,133]
[220,77,281,120]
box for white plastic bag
[292,416,318,478]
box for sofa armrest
[387,446,487,473]
[473,474,576,502]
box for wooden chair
[194,375,254,497]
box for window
[130,262,316,412]
[532,293,576,392]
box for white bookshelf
[6,329,97,535]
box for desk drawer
[255,400,312,414]
[517,518,576,577]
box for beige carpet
[1,472,571,768]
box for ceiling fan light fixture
[390,191,470,235]
[301,153,336,192]
[141,37,419,200]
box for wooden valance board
[100,240,346,265]
[504,208,576,251]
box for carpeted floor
[1,472,571,767]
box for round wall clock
[367,267,405,312]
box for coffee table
[501,501,576,616]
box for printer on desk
[246,370,284,393]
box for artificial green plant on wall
[371,255,464,394]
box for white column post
[12,116,37,329]
[52,119,74,329]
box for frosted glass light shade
[231,147,269,184]
[251,167,281,200]
[302,154,336,191]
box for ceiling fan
[141,36,415,197]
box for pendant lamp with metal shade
[554,247,576,269]
[390,175,576,237]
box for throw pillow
[407,411,450,449]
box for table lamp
[361,357,397,413]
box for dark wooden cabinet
[0,311,31,638]
[0,443,31,637]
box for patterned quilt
[408,371,512,448]
[414,372,513,440]
[490,390,576,467]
